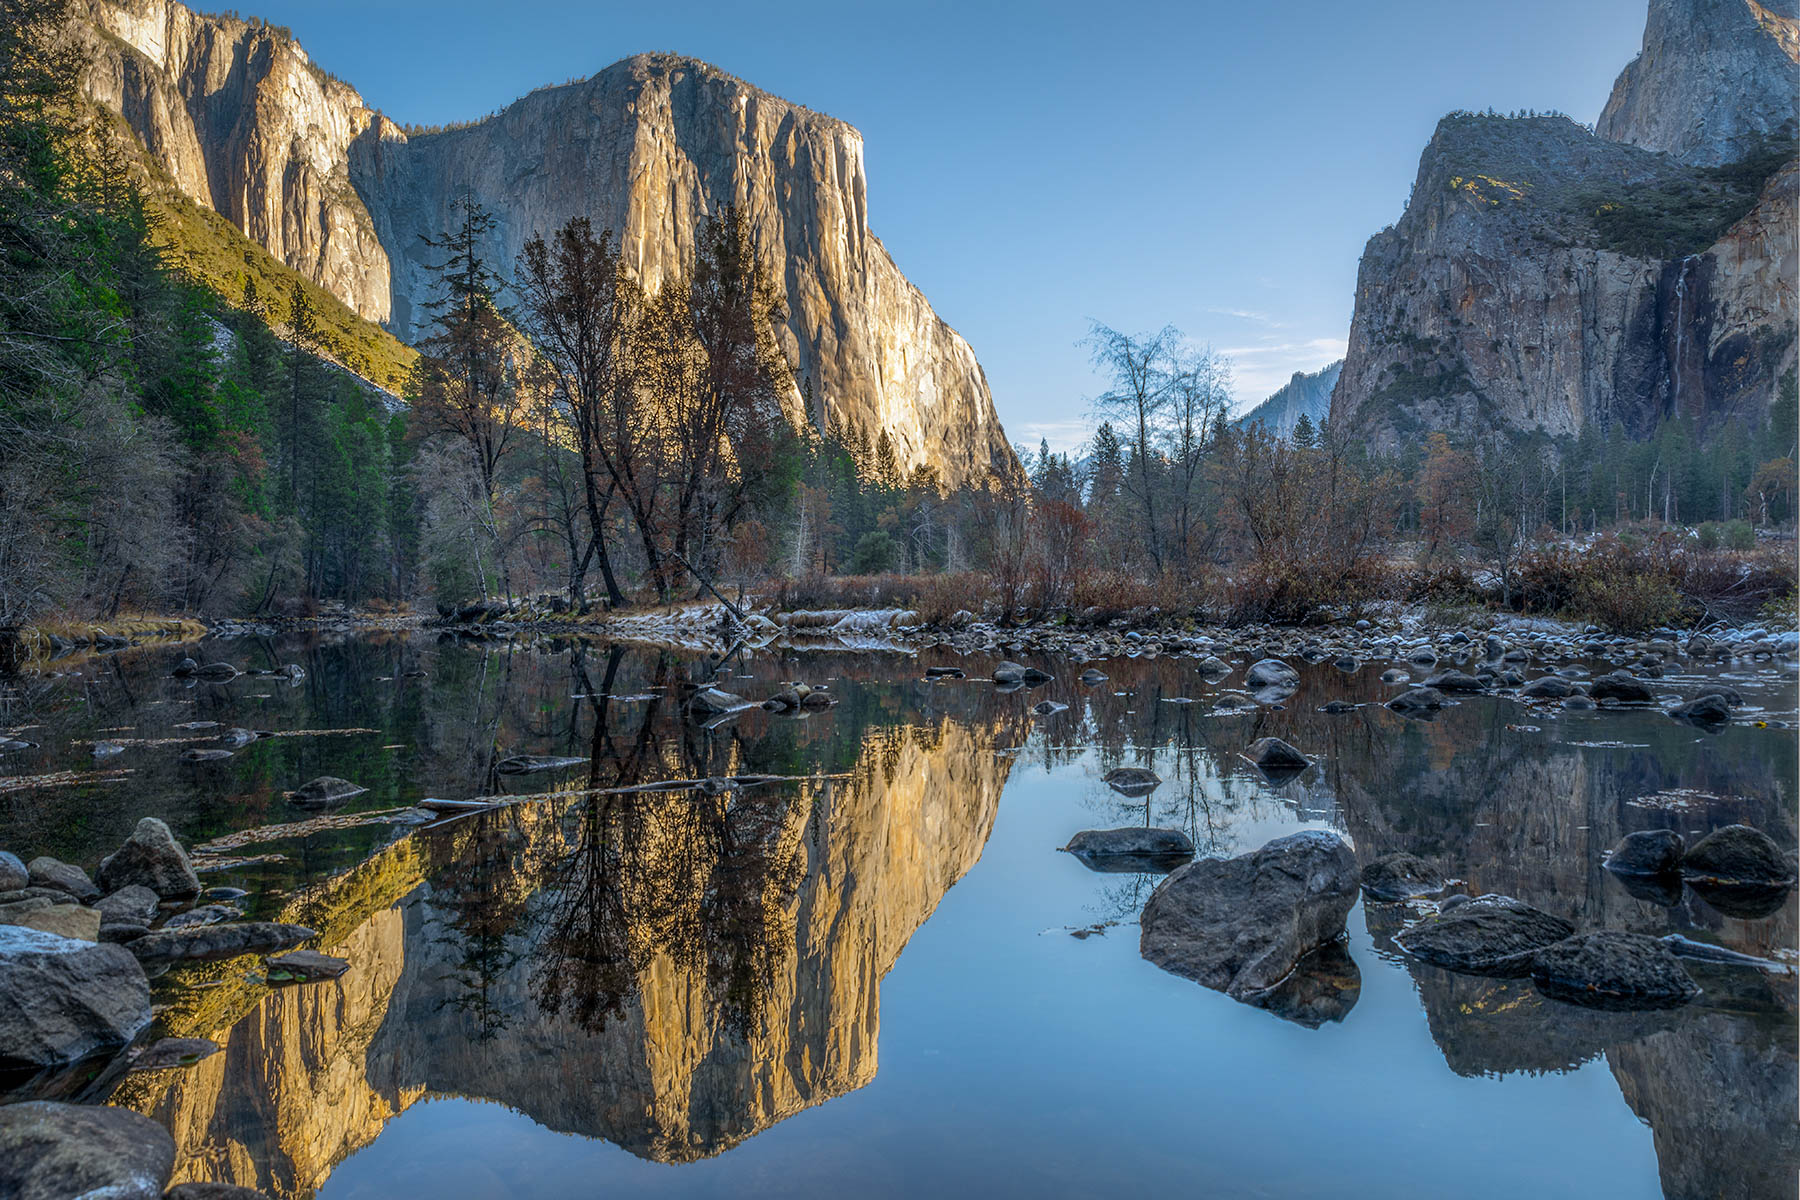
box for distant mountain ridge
[1235,362,1342,437]
[76,1,1018,485]
[1330,0,1798,450]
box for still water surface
[2,634,1795,1198]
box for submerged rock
[1394,895,1575,976]
[1079,667,1109,685]
[288,776,368,808]
[1361,852,1446,901]
[1063,827,1195,874]
[1520,675,1575,699]
[1102,766,1162,796]
[0,1101,174,1200]
[687,687,748,714]
[1528,931,1699,1011]
[494,755,587,775]
[991,660,1026,684]
[179,748,234,762]
[1031,700,1068,716]
[1682,824,1794,886]
[96,817,200,899]
[1140,830,1359,1001]
[0,927,151,1079]
[1379,668,1411,684]
[1604,829,1685,877]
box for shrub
[1725,520,1755,551]
[848,531,898,575]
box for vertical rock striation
[1330,0,1798,450]
[76,2,1017,485]
[1598,0,1800,166]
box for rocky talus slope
[1330,0,1798,449]
[77,0,1017,485]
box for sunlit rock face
[1598,0,1800,166]
[77,3,1017,486]
[369,716,1016,1162]
[80,0,393,322]
[1330,0,1798,450]
[115,713,1018,1192]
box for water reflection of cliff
[119,657,1023,1196]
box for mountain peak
[1598,0,1800,165]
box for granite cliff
[77,0,1017,485]
[1234,361,1342,438]
[1331,0,1799,450]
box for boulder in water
[0,927,151,1080]
[1528,931,1699,1010]
[1103,767,1162,796]
[1423,670,1485,693]
[1394,895,1574,976]
[1603,829,1684,877]
[0,1101,174,1200]
[1521,675,1574,699]
[96,817,200,899]
[1386,688,1445,715]
[1667,693,1731,724]
[1062,827,1195,874]
[126,922,314,966]
[1681,824,1795,886]
[0,850,26,892]
[1588,671,1656,704]
[1140,831,1358,1000]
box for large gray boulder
[1140,831,1359,1000]
[1604,829,1684,877]
[0,849,26,891]
[1394,894,1574,976]
[26,857,98,902]
[0,927,151,1076]
[1528,931,1699,1010]
[1062,828,1195,874]
[96,818,201,899]
[1386,687,1445,715]
[126,922,315,966]
[0,1100,174,1200]
[1682,824,1795,886]
[1587,671,1657,704]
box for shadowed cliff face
[76,2,1018,486]
[1331,0,1798,450]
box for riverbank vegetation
[1,0,1793,637]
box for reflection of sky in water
[6,636,1789,1198]
[324,750,1661,1200]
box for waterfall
[1670,254,1700,410]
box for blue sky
[252,0,1649,451]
